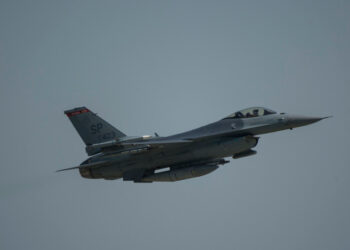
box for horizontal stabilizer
[56,160,110,172]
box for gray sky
[1,0,349,249]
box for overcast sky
[1,0,349,249]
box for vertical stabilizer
[64,107,126,146]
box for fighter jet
[58,106,328,182]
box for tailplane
[64,107,126,146]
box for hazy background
[1,0,349,249]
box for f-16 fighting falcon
[58,107,329,182]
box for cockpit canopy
[223,107,277,119]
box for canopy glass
[224,107,276,119]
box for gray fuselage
[62,106,326,182]
[81,113,302,180]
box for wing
[120,139,192,147]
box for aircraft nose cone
[287,115,329,128]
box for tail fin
[64,107,126,146]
